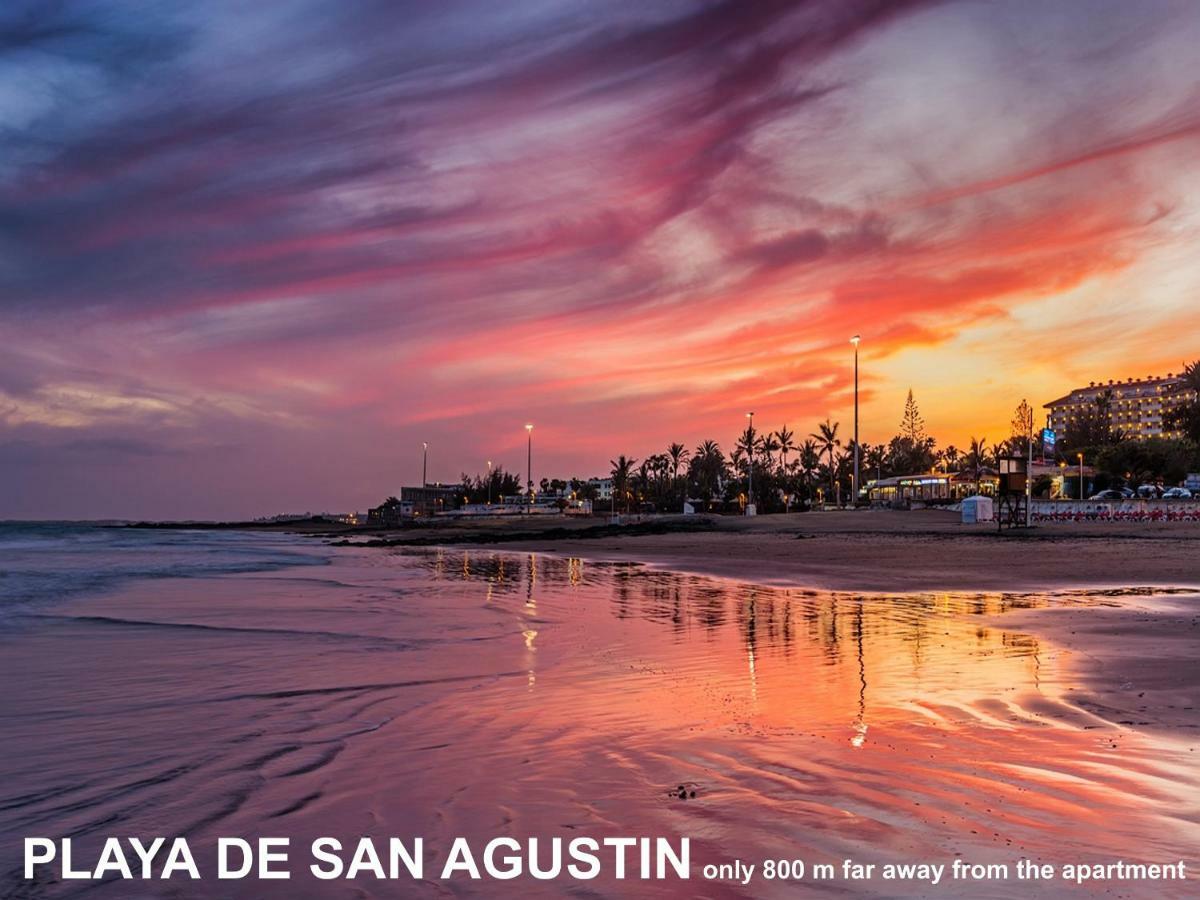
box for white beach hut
[961,495,994,524]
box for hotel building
[1044,372,1196,440]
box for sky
[2,0,1199,519]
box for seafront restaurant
[399,484,461,517]
[867,470,998,505]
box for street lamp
[422,442,428,488]
[1077,452,1084,501]
[487,459,493,506]
[526,424,534,514]
[851,335,860,506]
[745,411,755,514]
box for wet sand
[488,511,1200,743]
[1000,594,1200,739]
[2,536,1197,898]
[483,510,1200,593]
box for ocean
[0,522,328,619]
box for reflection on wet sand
[399,549,1197,893]
[1,543,1196,899]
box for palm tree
[734,424,757,462]
[610,455,637,515]
[647,453,670,504]
[637,455,667,507]
[666,442,689,510]
[799,439,820,501]
[941,444,961,472]
[774,426,795,475]
[865,443,886,483]
[666,442,689,481]
[691,440,726,504]
[730,446,745,483]
[811,419,840,501]
[760,433,781,472]
[966,437,989,495]
[1166,359,1200,442]
[833,450,853,506]
[734,425,759,502]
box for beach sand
[3,523,1198,897]
[483,510,1200,741]
[478,509,1200,592]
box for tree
[667,442,689,482]
[734,425,761,501]
[865,443,887,481]
[1010,399,1034,454]
[900,389,926,444]
[458,467,520,504]
[735,424,758,463]
[689,440,727,505]
[941,444,961,472]
[760,433,781,471]
[810,419,840,500]
[1096,437,1200,487]
[775,426,795,475]
[889,389,937,474]
[966,436,990,495]
[1062,388,1121,454]
[1165,360,1200,443]
[610,455,637,514]
[799,439,820,502]
[570,477,598,502]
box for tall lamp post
[422,442,428,487]
[1077,452,1084,501]
[526,424,534,514]
[1025,408,1033,527]
[850,334,860,505]
[745,411,755,514]
[487,459,493,506]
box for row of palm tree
[608,422,1014,514]
[602,371,1200,514]
[608,420,851,513]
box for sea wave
[0,522,326,618]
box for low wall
[1031,499,1200,521]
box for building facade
[587,477,614,500]
[1044,372,1195,441]
[867,471,998,504]
[399,484,461,517]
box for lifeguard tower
[996,454,1031,531]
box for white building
[587,477,614,500]
[1044,372,1195,440]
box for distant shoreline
[453,510,1200,593]
[123,509,1200,591]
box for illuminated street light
[745,411,755,515]
[526,424,534,514]
[422,441,428,488]
[851,335,861,506]
[487,459,493,506]
[1077,451,1084,501]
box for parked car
[1136,484,1161,499]
[1119,487,1136,498]
[1162,487,1193,499]
[1088,489,1126,500]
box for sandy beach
[452,509,1200,593]
[481,511,1200,742]
[3,522,1198,898]
[316,508,1200,742]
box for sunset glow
[3,1,1199,518]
